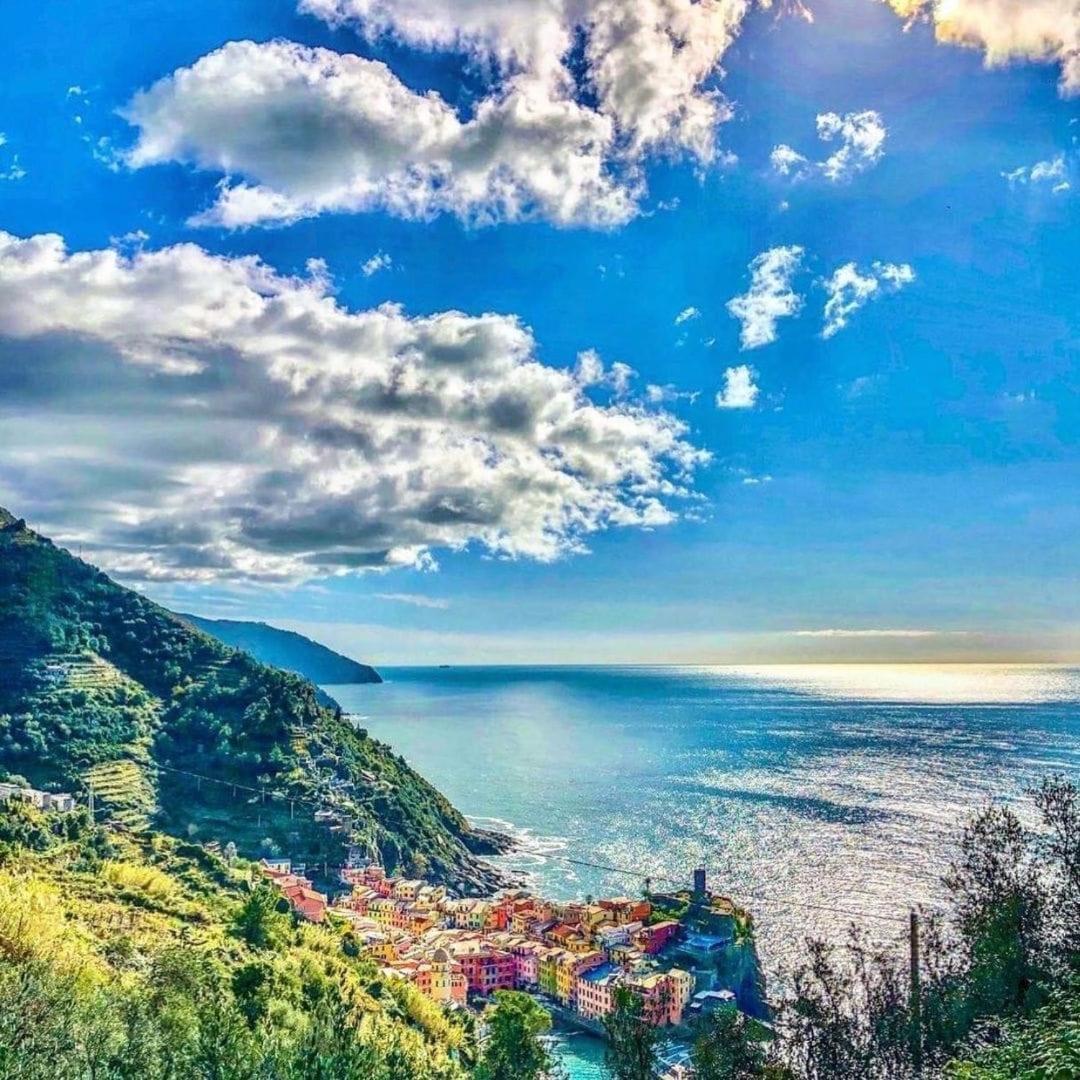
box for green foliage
[604,987,661,1080]
[776,775,1080,1079]
[232,883,291,950]
[691,1007,768,1079]
[0,510,501,889]
[474,990,561,1080]
[0,809,473,1079]
[945,977,1080,1080]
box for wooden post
[910,909,922,1075]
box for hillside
[0,508,506,892]
[180,615,382,686]
[0,799,476,1077]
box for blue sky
[0,0,1077,663]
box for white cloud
[816,110,887,181]
[646,383,700,404]
[303,0,755,158]
[123,40,641,229]
[715,364,759,409]
[726,245,805,349]
[883,0,1080,97]
[821,260,915,338]
[375,592,451,609]
[362,250,393,276]
[0,134,26,182]
[770,110,886,182]
[1003,153,1072,194]
[121,1,787,229]
[769,143,810,177]
[674,305,700,325]
[0,231,707,582]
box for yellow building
[363,937,399,962]
[414,948,468,1006]
[555,950,605,1006]
[538,948,564,998]
[667,968,694,1021]
[392,879,424,901]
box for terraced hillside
[0,508,507,892]
[0,799,477,1078]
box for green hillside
[0,508,506,892]
[180,614,382,686]
[0,798,475,1078]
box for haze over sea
[333,664,1080,971]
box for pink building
[635,920,680,955]
[458,948,516,995]
[512,942,542,987]
[576,963,622,1020]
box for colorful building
[457,948,516,995]
[413,948,468,1006]
[576,963,622,1020]
[282,884,328,923]
[636,920,680,955]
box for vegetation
[686,775,1080,1080]
[474,990,564,1080]
[604,986,661,1080]
[690,1008,769,1080]
[0,799,473,1079]
[944,976,1080,1079]
[0,508,504,889]
[180,614,382,686]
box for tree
[604,987,660,1080]
[691,1007,766,1080]
[945,975,1080,1080]
[474,991,560,1080]
[232,882,289,949]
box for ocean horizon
[332,663,1078,1076]
[332,663,1080,954]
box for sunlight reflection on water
[333,664,1080,981]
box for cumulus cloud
[0,231,706,582]
[1003,153,1072,194]
[816,110,887,180]
[674,306,700,324]
[121,1,788,228]
[770,110,886,182]
[769,143,810,177]
[122,40,638,229]
[715,364,759,408]
[726,245,805,349]
[821,260,915,338]
[304,0,754,156]
[883,0,1080,97]
[362,250,393,276]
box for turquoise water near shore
[330,664,1080,1078]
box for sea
[328,664,1080,1078]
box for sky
[0,0,1077,665]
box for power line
[536,852,918,925]
[91,761,936,927]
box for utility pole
[910,909,922,1075]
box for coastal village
[260,858,749,1036]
